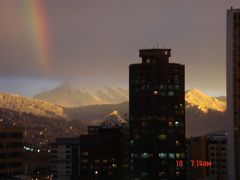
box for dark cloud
[0,0,238,95]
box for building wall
[0,126,23,178]
[129,49,185,179]
[52,127,128,180]
[227,8,240,180]
[51,140,78,180]
[208,142,227,179]
[186,133,227,180]
[186,137,208,180]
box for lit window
[153,90,158,95]
[159,153,167,159]
[159,171,165,176]
[168,91,174,96]
[169,153,175,159]
[158,134,167,140]
[159,84,166,90]
[175,85,180,89]
[176,153,180,159]
[83,159,88,163]
[175,121,180,127]
[82,152,88,156]
[141,153,149,159]
[176,140,180,146]
[130,140,134,146]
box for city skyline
[0,1,239,97]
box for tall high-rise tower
[129,49,185,179]
[227,8,240,180]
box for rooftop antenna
[231,6,233,10]
[156,43,159,48]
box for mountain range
[0,85,227,146]
[34,81,128,107]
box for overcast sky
[0,0,239,96]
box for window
[159,153,167,159]
[141,172,148,177]
[159,84,166,90]
[141,153,149,159]
[176,171,180,176]
[159,171,165,177]
[175,85,180,89]
[175,121,180,127]
[168,85,174,89]
[168,91,174,96]
[169,153,175,159]
[160,92,166,96]
[130,140,134,146]
[176,153,180,159]
[158,134,167,140]
[153,90,158,95]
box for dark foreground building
[129,49,185,179]
[186,132,227,180]
[0,126,23,179]
[227,8,240,180]
[52,111,128,180]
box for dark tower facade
[227,8,240,180]
[129,49,185,179]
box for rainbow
[25,0,51,74]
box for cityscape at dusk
[0,0,240,180]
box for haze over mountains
[0,85,227,145]
[34,81,128,107]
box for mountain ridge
[33,82,128,107]
[0,88,227,141]
[185,88,226,113]
[0,88,226,119]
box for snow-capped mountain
[0,93,66,119]
[101,110,127,127]
[185,88,226,113]
[33,81,128,107]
